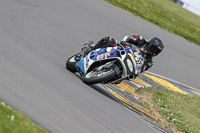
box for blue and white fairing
[75,46,121,74]
[76,45,144,79]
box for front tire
[82,64,119,84]
[66,53,81,72]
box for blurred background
[171,0,200,16]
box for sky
[181,0,200,16]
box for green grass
[105,0,200,46]
[138,87,200,133]
[0,101,47,133]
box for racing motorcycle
[66,43,144,84]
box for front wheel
[66,53,81,72]
[82,64,119,84]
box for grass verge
[105,0,200,46]
[137,87,200,133]
[0,100,47,133]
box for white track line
[145,71,200,93]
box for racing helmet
[143,37,164,56]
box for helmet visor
[148,38,164,56]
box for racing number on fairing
[86,56,89,68]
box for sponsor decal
[96,53,108,60]
[128,53,135,62]
[129,49,133,54]
[107,52,110,57]
[135,48,140,53]
[128,51,144,75]
[130,36,137,40]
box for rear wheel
[66,53,81,72]
[82,64,119,84]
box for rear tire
[82,64,118,84]
[66,53,81,72]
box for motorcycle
[66,43,144,84]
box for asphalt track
[0,0,200,132]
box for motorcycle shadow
[74,72,121,103]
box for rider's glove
[99,37,110,44]
[96,37,110,48]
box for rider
[82,35,164,72]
